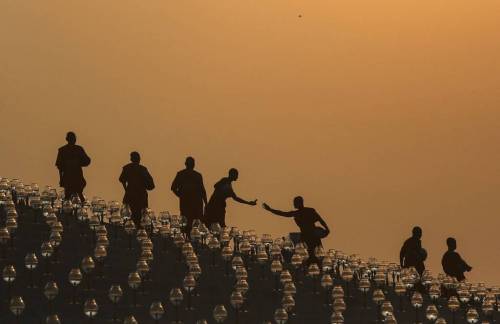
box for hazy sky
[1,0,499,284]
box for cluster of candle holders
[0,176,499,323]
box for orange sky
[1,0,499,284]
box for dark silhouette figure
[442,237,472,282]
[171,157,208,235]
[400,226,427,276]
[262,196,330,264]
[203,168,257,227]
[119,152,155,228]
[55,132,91,202]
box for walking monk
[119,152,155,228]
[55,131,91,202]
[204,168,257,227]
[171,157,207,235]
[262,196,330,265]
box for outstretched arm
[262,203,296,217]
[229,184,256,206]
[233,194,257,206]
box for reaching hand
[249,199,258,206]
[262,203,270,210]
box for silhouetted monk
[400,226,427,276]
[262,196,330,264]
[204,168,257,227]
[442,237,472,282]
[119,152,155,228]
[55,131,91,202]
[171,157,207,234]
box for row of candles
[1,177,500,323]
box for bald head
[228,168,239,181]
[130,151,141,163]
[66,131,76,144]
[293,196,304,209]
[185,157,195,169]
[412,226,422,239]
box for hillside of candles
[0,178,498,323]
